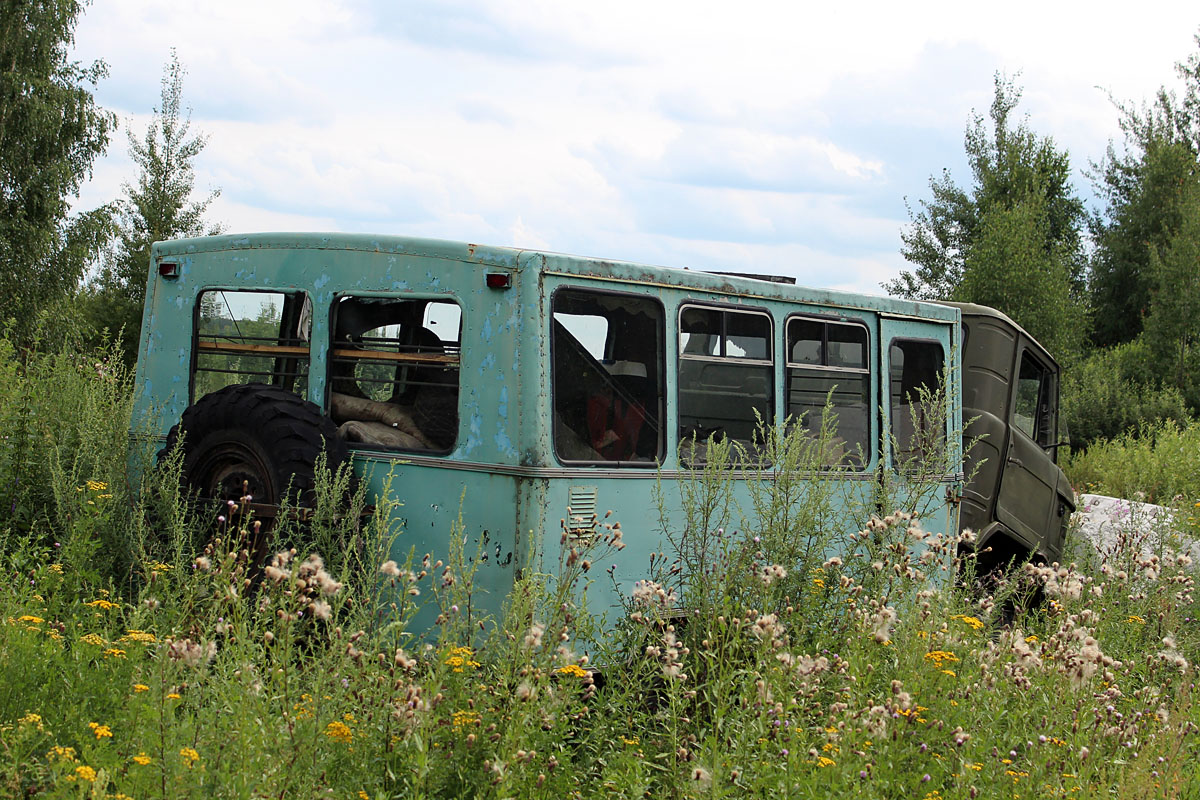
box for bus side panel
[357,457,521,636]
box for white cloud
[70,0,1200,295]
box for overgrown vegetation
[2,335,1198,800]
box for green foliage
[0,0,116,347]
[1065,417,1200,504]
[81,50,220,366]
[1089,30,1200,350]
[887,74,1087,361]
[1061,340,1189,449]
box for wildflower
[49,563,64,574]
[179,747,200,766]
[74,765,97,782]
[103,648,126,659]
[524,622,545,649]
[17,615,44,624]
[49,745,76,761]
[443,646,481,673]
[167,693,182,700]
[690,766,712,787]
[816,756,836,767]
[950,613,985,631]
[324,721,353,744]
[80,633,106,646]
[88,722,112,739]
[380,560,402,577]
[120,630,157,644]
[194,556,211,571]
[556,664,589,679]
[758,564,788,586]
[132,752,151,766]
[167,637,216,667]
[923,650,959,668]
[312,600,332,621]
[451,710,481,731]
[870,606,897,643]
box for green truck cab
[943,302,1074,572]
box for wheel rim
[190,440,277,507]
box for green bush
[1064,417,1200,504]
[1061,340,1189,449]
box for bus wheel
[159,383,348,541]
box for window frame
[887,336,949,472]
[549,285,667,467]
[676,302,776,465]
[326,292,463,456]
[784,313,873,470]
[190,287,312,404]
[1012,347,1056,451]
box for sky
[70,1,1200,297]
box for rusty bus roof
[153,232,959,324]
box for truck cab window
[329,297,461,453]
[193,290,310,402]
[551,289,665,464]
[1014,351,1055,448]
[678,305,773,463]
[786,317,869,467]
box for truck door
[995,346,1058,548]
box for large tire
[160,384,348,514]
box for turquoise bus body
[132,233,962,646]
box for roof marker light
[485,272,511,289]
[159,261,179,279]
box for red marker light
[485,272,511,289]
[159,261,179,279]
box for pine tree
[84,50,219,364]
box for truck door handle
[1007,456,1023,468]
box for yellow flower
[85,480,109,493]
[133,752,151,766]
[88,722,113,739]
[815,756,836,767]
[133,684,150,693]
[359,793,370,800]
[179,747,200,766]
[941,669,956,677]
[17,615,44,624]
[80,633,106,646]
[85,599,119,610]
[923,650,959,667]
[48,745,76,762]
[18,712,42,727]
[74,765,97,782]
[621,736,640,746]
[120,630,157,644]
[324,721,353,744]
[950,614,985,631]
[167,693,182,700]
[150,562,172,573]
[1125,615,1146,625]
[556,664,589,679]
[451,710,481,732]
[103,648,126,659]
[49,564,64,574]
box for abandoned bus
[132,233,966,634]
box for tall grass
[2,337,1199,799]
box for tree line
[0,0,216,365]
[2,2,1198,451]
[888,35,1200,449]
